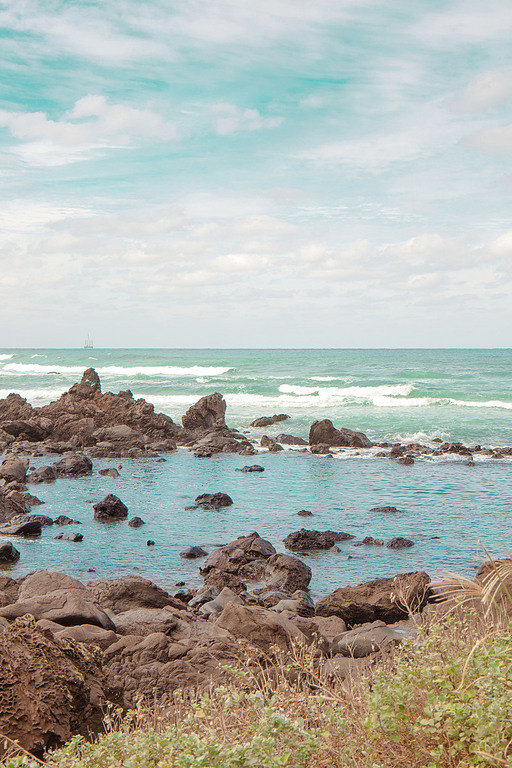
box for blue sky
[1,0,512,347]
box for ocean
[0,348,511,597]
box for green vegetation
[4,560,512,768]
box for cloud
[462,124,512,153]
[0,96,176,166]
[412,1,512,46]
[451,71,512,112]
[211,103,283,135]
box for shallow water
[5,449,511,598]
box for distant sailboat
[84,334,94,349]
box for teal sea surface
[0,348,511,596]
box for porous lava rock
[0,616,108,756]
[309,419,373,448]
[315,571,431,627]
[283,529,354,551]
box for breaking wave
[1,363,233,377]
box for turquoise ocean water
[0,348,511,596]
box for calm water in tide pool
[0,348,511,597]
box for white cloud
[462,124,512,153]
[413,1,512,46]
[211,103,283,135]
[451,71,512,112]
[0,96,176,166]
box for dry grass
[3,553,512,768]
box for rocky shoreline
[0,369,508,756]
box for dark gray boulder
[93,494,128,522]
[194,493,233,509]
[283,529,354,551]
[0,541,20,563]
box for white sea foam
[0,388,65,403]
[450,398,512,410]
[0,354,14,361]
[278,383,414,398]
[1,363,233,377]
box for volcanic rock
[0,541,20,563]
[26,465,57,484]
[0,519,42,537]
[275,434,307,445]
[54,454,93,477]
[283,529,354,551]
[264,553,312,592]
[236,465,265,472]
[93,494,128,522]
[0,455,28,484]
[331,619,416,658]
[99,467,121,478]
[260,436,283,452]
[216,603,306,651]
[387,537,414,549]
[54,515,81,525]
[309,419,373,448]
[54,532,83,542]
[194,492,233,509]
[201,532,276,576]
[9,513,53,527]
[250,414,289,428]
[182,392,227,432]
[180,546,207,559]
[315,571,431,626]
[370,506,403,514]
[128,516,145,528]
[0,616,108,755]
[86,575,180,613]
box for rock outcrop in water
[309,419,373,448]
[0,369,257,461]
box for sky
[1,0,512,348]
